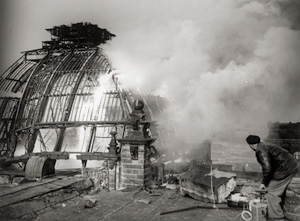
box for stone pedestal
[108,160,120,190]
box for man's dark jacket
[256,142,299,186]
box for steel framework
[0,23,180,166]
[0,23,133,162]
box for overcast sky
[1,0,300,142]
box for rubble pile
[81,164,108,193]
[179,165,237,203]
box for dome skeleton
[0,23,136,162]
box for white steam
[103,0,300,143]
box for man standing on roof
[246,135,299,221]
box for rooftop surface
[35,188,243,221]
[1,172,300,220]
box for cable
[209,165,250,221]
[100,188,142,220]
[241,210,252,221]
[217,209,242,221]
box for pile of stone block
[179,165,236,203]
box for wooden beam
[77,152,120,161]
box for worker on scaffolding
[246,135,299,221]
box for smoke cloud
[1,0,300,147]
[103,0,300,144]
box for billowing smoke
[103,0,300,145]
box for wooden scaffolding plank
[0,176,86,208]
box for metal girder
[0,151,120,165]
[15,120,130,132]
[54,50,99,151]
[13,53,50,154]
[35,52,74,123]
[15,50,78,153]
[10,48,125,158]
[0,98,20,157]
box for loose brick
[121,152,132,158]
[122,173,136,179]
[109,174,116,178]
[122,183,139,188]
[132,169,139,174]
[109,173,116,178]
[138,146,145,151]
[121,147,130,152]
[122,159,132,163]
[124,164,144,169]
[138,154,145,158]
[136,175,144,180]
[138,169,144,175]
[123,179,132,184]
[123,169,133,174]
[131,159,144,165]
[121,184,128,188]
[109,179,116,184]
[133,179,144,185]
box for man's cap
[246,135,260,144]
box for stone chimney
[117,99,155,189]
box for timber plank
[0,176,64,198]
[0,177,85,208]
[0,169,81,197]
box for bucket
[25,156,55,180]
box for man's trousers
[265,169,298,220]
